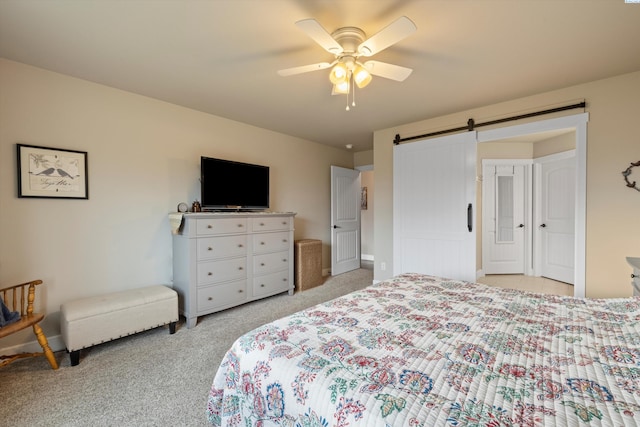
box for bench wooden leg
[69,350,80,366]
[169,321,176,334]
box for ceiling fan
[278,16,417,109]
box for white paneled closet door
[393,132,477,282]
[536,153,575,284]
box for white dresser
[172,212,296,328]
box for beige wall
[354,150,373,167]
[533,131,575,158]
[374,70,640,298]
[0,59,353,352]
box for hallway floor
[476,274,574,296]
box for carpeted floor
[0,267,373,427]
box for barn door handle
[467,203,473,232]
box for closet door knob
[517,224,524,228]
[540,223,547,228]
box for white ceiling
[1,1,639,152]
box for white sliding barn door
[393,132,477,282]
[331,166,361,275]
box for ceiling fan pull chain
[346,74,351,111]
[351,74,356,108]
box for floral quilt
[207,273,640,426]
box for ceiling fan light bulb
[353,66,372,88]
[329,63,348,84]
[334,81,349,94]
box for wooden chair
[0,280,58,369]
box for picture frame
[17,144,89,199]
[361,186,368,210]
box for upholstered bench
[60,285,178,366]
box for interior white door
[393,132,477,282]
[331,166,361,275]
[537,154,575,284]
[482,164,526,274]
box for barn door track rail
[393,101,586,145]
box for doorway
[482,151,576,285]
[477,113,587,297]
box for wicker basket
[294,239,323,291]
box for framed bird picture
[17,144,88,199]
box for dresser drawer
[197,235,247,260]
[197,280,247,312]
[254,250,289,275]
[253,270,290,298]
[253,231,291,254]
[197,258,247,285]
[196,218,247,235]
[252,216,291,232]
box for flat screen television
[200,156,269,211]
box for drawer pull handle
[261,263,265,266]
[208,247,213,251]
[207,224,213,229]
[237,224,243,228]
[282,221,287,225]
[238,267,244,270]
[208,297,213,301]
[260,242,265,245]
[260,222,265,226]
[238,289,243,293]
[238,244,243,248]
[260,284,265,287]
[283,278,287,282]
[282,258,287,262]
[283,239,287,243]
[208,272,212,276]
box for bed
[207,273,640,426]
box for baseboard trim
[361,254,374,261]
[0,334,66,357]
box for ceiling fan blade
[295,19,343,55]
[357,16,416,57]
[277,62,333,77]
[363,60,413,81]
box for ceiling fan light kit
[278,16,417,110]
